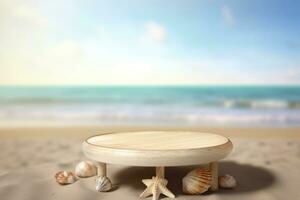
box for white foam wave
[1,104,300,126]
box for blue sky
[0,0,299,85]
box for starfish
[140,176,175,200]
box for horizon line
[1,84,300,87]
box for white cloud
[96,26,105,34]
[13,5,47,27]
[143,21,166,43]
[221,5,235,26]
[0,0,47,28]
[34,40,84,70]
[0,40,87,85]
[287,69,300,79]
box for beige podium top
[82,131,233,167]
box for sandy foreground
[0,126,300,200]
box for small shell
[75,161,97,178]
[219,174,237,189]
[55,171,78,185]
[95,176,112,192]
[182,168,212,194]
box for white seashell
[219,174,237,189]
[55,171,78,185]
[182,168,212,194]
[95,176,112,192]
[75,161,97,178]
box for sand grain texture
[0,128,300,199]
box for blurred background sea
[0,86,300,127]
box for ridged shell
[95,176,112,192]
[182,168,212,194]
[219,174,237,189]
[55,171,78,185]
[75,161,97,178]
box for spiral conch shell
[182,168,212,194]
[219,174,237,189]
[75,161,97,178]
[95,176,112,192]
[55,171,78,185]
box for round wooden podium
[82,131,233,200]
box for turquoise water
[1,86,300,126]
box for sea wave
[1,104,300,126]
[1,98,300,109]
[222,99,300,109]
[1,86,300,126]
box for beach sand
[0,126,300,199]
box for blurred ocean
[0,86,300,126]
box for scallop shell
[95,176,112,192]
[219,174,237,189]
[75,161,97,178]
[182,168,212,194]
[55,171,78,185]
